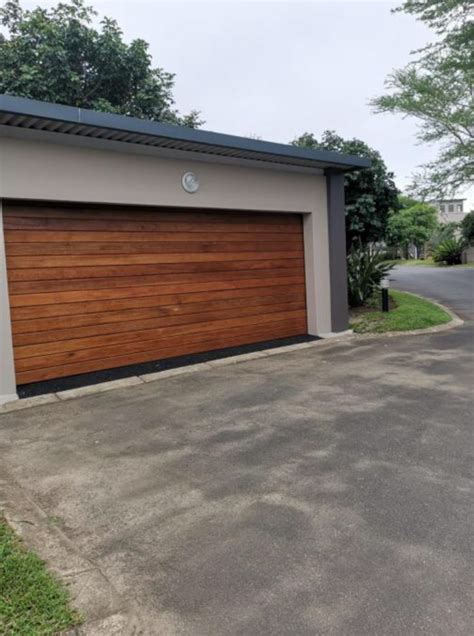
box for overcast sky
[23,1,472,205]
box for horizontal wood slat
[5,230,303,244]
[4,204,302,226]
[7,252,303,268]
[4,215,301,234]
[4,204,307,384]
[7,258,301,281]
[6,240,303,256]
[9,266,305,295]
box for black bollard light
[381,277,390,312]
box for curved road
[392,265,474,321]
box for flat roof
[0,94,371,172]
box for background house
[431,199,466,224]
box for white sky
[20,1,473,207]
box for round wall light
[182,172,200,194]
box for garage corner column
[0,201,18,405]
[326,170,349,333]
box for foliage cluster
[0,0,201,126]
[293,131,398,250]
[371,0,473,198]
[460,210,474,245]
[432,237,466,265]
[346,245,394,307]
[386,200,438,257]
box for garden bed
[350,290,452,334]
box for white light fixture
[380,277,390,289]
[182,172,200,194]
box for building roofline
[0,94,371,172]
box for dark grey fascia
[0,94,371,172]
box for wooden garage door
[4,203,307,385]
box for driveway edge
[0,467,144,634]
[0,334,354,414]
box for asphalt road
[392,266,474,321]
[1,268,473,635]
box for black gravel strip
[17,334,319,399]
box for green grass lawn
[387,258,474,268]
[387,258,436,267]
[350,290,452,334]
[0,519,80,635]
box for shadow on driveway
[1,276,473,634]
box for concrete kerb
[0,467,142,634]
[0,335,355,414]
[353,292,464,341]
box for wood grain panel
[9,266,305,294]
[13,300,306,345]
[11,284,306,320]
[7,258,300,282]
[10,275,305,307]
[4,203,307,384]
[5,230,303,244]
[12,294,304,335]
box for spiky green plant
[432,238,466,265]
[347,245,394,307]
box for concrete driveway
[1,270,473,635]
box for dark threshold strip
[17,334,319,399]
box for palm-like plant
[347,244,394,307]
[432,238,466,266]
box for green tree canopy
[387,201,438,256]
[460,210,474,245]
[371,0,473,198]
[292,131,399,249]
[0,0,202,127]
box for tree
[292,131,399,249]
[0,0,202,127]
[371,0,473,198]
[460,210,474,245]
[387,201,438,257]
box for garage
[4,203,307,384]
[0,94,369,403]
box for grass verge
[350,290,452,334]
[0,518,80,635]
[386,258,474,268]
[386,258,435,267]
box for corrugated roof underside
[0,112,350,169]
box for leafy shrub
[432,238,466,265]
[460,210,474,245]
[347,245,394,307]
[426,222,458,255]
